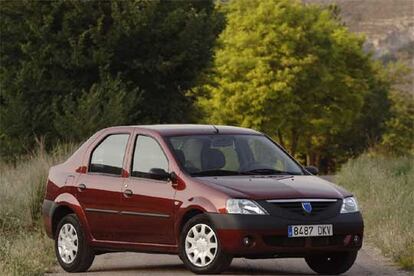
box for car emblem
[301,202,312,213]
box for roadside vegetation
[1,0,412,172]
[0,144,75,275]
[0,0,412,274]
[336,154,414,271]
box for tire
[179,214,233,274]
[305,251,358,275]
[55,213,95,272]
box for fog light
[353,235,361,244]
[242,236,253,247]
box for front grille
[263,235,346,247]
[268,200,337,216]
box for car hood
[197,175,351,200]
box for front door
[77,133,130,241]
[118,134,176,244]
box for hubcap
[58,223,78,264]
[185,223,218,267]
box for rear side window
[131,135,168,179]
[89,134,129,175]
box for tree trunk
[277,130,285,148]
[315,151,321,168]
[305,136,312,166]
[290,129,299,156]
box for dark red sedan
[42,125,363,274]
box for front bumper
[207,212,363,257]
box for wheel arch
[52,193,92,241]
[52,205,75,237]
[176,195,223,240]
[179,208,205,233]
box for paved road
[49,243,410,275]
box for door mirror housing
[169,171,178,183]
[305,166,319,175]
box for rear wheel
[179,214,232,274]
[305,251,358,275]
[55,214,95,272]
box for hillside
[306,0,414,92]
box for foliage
[196,0,395,171]
[0,0,224,160]
[0,1,412,274]
[53,71,141,142]
[380,63,414,155]
[381,91,414,155]
[336,154,414,270]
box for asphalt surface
[49,243,410,275]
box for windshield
[168,134,304,176]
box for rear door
[118,134,176,244]
[77,133,131,241]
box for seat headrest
[201,148,225,171]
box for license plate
[288,224,333,237]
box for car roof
[105,124,262,136]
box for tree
[196,0,388,170]
[0,0,224,159]
[380,63,414,155]
[324,61,392,168]
[381,91,414,155]
[53,71,141,142]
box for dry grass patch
[0,144,76,275]
[336,154,414,271]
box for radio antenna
[212,125,219,134]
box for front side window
[89,134,129,175]
[131,135,169,179]
[168,134,303,176]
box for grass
[0,144,76,275]
[336,154,414,271]
[0,230,55,275]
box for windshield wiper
[241,168,300,175]
[192,168,302,177]
[191,169,241,177]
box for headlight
[340,197,359,213]
[226,199,268,215]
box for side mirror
[169,171,178,183]
[305,166,319,175]
[149,168,171,181]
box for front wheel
[305,251,358,275]
[179,214,232,274]
[55,213,95,272]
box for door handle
[123,189,133,197]
[78,183,86,192]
